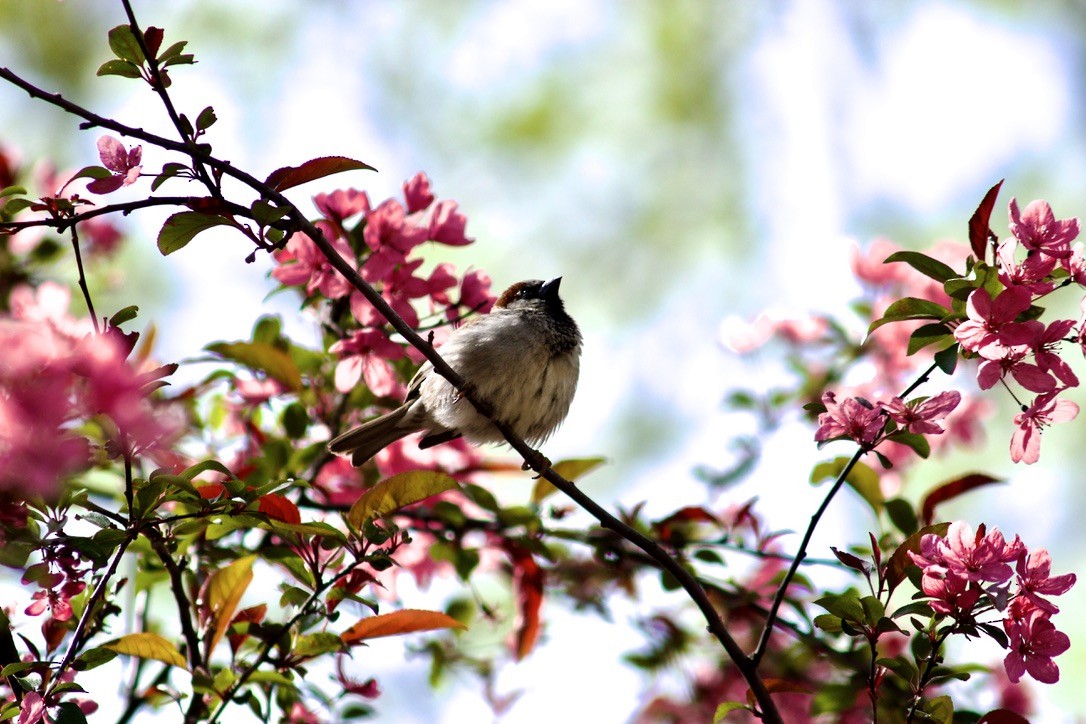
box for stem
[752,447,863,665]
[50,535,134,690]
[0,196,240,233]
[752,360,943,665]
[145,529,201,670]
[905,627,953,722]
[69,225,100,334]
[119,0,217,194]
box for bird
[328,277,581,467]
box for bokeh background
[4,0,1086,720]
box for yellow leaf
[104,632,187,668]
[340,609,466,645]
[347,471,458,528]
[206,555,255,655]
[531,457,606,505]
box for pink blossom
[363,198,428,259]
[720,313,827,354]
[1008,198,1078,260]
[314,188,370,226]
[421,262,458,306]
[1015,549,1076,614]
[1063,242,1086,286]
[272,228,354,300]
[1010,391,1079,464]
[87,135,142,194]
[1003,601,1070,684]
[977,352,1055,394]
[953,287,1038,360]
[352,258,435,329]
[814,391,885,447]
[850,238,910,287]
[426,199,472,246]
[934,521,1023,585]
[881,390,960,435]
[9,282,94,339]
[996,239,1057,295]
[329,329,405,397]
[456,269,496,318]
[920,568,982,616]
[403,172,434,213]
[1032,319,1078,388]
[18,691,46,724]
[374,435,484,479]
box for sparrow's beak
[540,277,563,301]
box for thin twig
[119,0,217,194]
[69,225,100,334]
[751,360,942,665]
[0,196,242,233]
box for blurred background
[4,0,1086,720]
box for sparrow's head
[495,277,567,316]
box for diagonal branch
[0,65,784,723]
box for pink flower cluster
[0,284,175,498]
[909,522,1075,685]
[814,389,961,449]
[954,200,1083,463]
[272,173,496,397]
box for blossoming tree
[0,5,1079,723]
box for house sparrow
[328,277,581,466]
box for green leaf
[157,40,190,65]
[713,702,749,722]
[813,614,843,633]
[811,457,883,514]
[206,555,256,655]
[906,323,953,356]
[196,106,217,131]
[887,431,930,459]
[922,694,954,724]
[72,646,119,672]
[264,156,376,192]
[293,631,345,658]
[107,25,145,64]
[2,197,34,215]
[0,185,26,198]
[104,632,186,668]
[281,403,309,439]
[0,661,38,677]
[884,251,958,283]
[933,344,959,375]
[347,471,459,527]
[109,305,139,327]
[814,591,864,624]
[96,59,142,79]
[868,297,952,335]
[158,212,231,255]
[53,702,89,724]
[884,497,918,536]
[206,341,302,391]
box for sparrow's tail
[327,405,418,467]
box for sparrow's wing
[404,361,433,403]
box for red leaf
[339,609,465,644]
[227,603,267,653]
[968,179,1004,261]
[920,473,1003,526]
[258,493,301,525]
[264,156,375,193]
[508,546,544,661]
[144,27,164,58]
[197,483,226,500]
